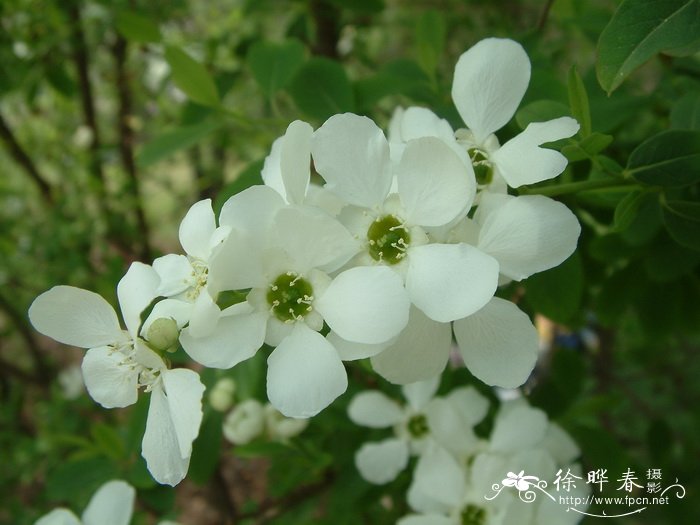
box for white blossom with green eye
[29,263,204,487]
[312,113,500,328]
[348,378,488,485]
[451,38,579,190]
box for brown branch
[0,292,51,384]
[66,0,106,199]
[0,112,53,204]
[309,0,340,59]
[112,34,151,261]
[537,0,556,32]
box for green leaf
[567,66,591,137]
[524,252,583,324]
[90,422,125,461]
[670,92,700,130]
[661,199,700,250]
[115,11,162,43]
[597,0,700,94]
[247,40,305,97]
[627,130,700,187]
[415,10,446,77]
[644,233,700,281]
[137,119,223,167]
[561,132,613,162]
[613,190,647,231]
[515,100,570,130]
[287,58,354,121]
[164,46,220,107]
[355,59,435,109]
[188,412,223,485]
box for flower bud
[209,377,236,412]
[264,403,308,441]
[223,399,265,445]
[146,317,179,352]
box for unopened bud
[223,399,265,445]
[209,378,236,412]
[146,317,179,352]
[264,403,308,441]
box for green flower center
[367,215,410,265]
[468,148,493,185]
[407,414,429,438]
[267,272,314,323]
[461,504,486,525]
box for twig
[66,0,106,199]
[0,292,51,383]
[309,0,340,59]
[0,112,53,204]
[213,463,238,524]
[112,34,152,261]
[537,0,556,32]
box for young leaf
[287,58,354,121]
[137,119,223,167]
[613,190,647,231]
[670,92,700,130]
[515,100,571,129]
[627,129,700,187]
[524,252,584,324]
[567,66,591,137]
[661,199,700,251]
[164,46,220,107]
[415,10,446,78]
[247,40,306,98]
[597,0,700,94]
[115,11,162,43]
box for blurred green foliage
[1,0,699,523]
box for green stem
[518,178,639,197]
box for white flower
[195,185,410,418]
[35,479,135,525]
[264,403,308,441]
[29,263,205,486]
[57,364,85,400]
[451,38,579,189]
[223,399,266,444]
[348,378,488,484]
[312,113,499,325]
[152,198,229,338]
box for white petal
[162,368,205,459]
[186,291,221,338]
[402,376,440,411]
[34,509,82,525]
[316,266,410,344]
[261,134,285,199]
[208,228,268,291]
[117,262,160,338]
[398,137,475,227]
[29,286,122,348]
[179,199,216,260]
[266,324,347,418]
[452,38,531,142]
[347,391,405,428]
[425,398,479,458]
[446,386,489,427]
[396,106,456,143]
[406,243,498,322]
[180,308,266,368]
[371,306,451,384]
[82,480,135,525]
[490,403,548,452]
[492,117,580,187]
[355,438,410,484]
[152,254,192,297]
[280,120,313,205]
[453,297,538,388]
[273,206,358,273]
[542,423,580,465]
[326,331,391,361]
[218,185,285,239]
[408,444,465,514]
[477,194,580,280]
[141,384,190,486]
[81,346,139,408]
[312,113,392,209]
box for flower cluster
[28,37,580,486]
[348,382,587,525]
